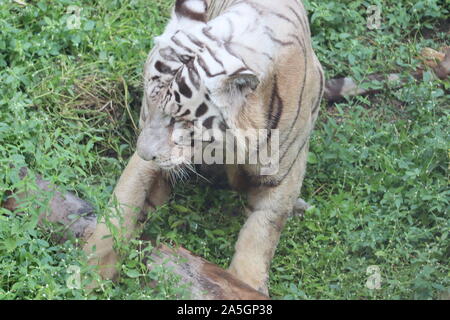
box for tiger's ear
[175,0,208,23]
[223,70,260,98]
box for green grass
[0,0,449,299]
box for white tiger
[84,0,324,296]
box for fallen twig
[13,0,27,6]
[324,46,450,103]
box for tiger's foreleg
[228,147,309,295]
[83,152,171,282]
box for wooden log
[147,242,269,300]
[2,167,97,241]
[1,167,268,300]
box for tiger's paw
[228,264,269,296]
[291,198,311,218]
[84,247,120,290]
[83,228,121,289]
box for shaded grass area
[0,0,448,299]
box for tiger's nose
[136,133,157,162]
[137,147,157,162]
[137,147,156,162]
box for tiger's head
[137,0,260,170]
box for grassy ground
[0,0,448,299]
